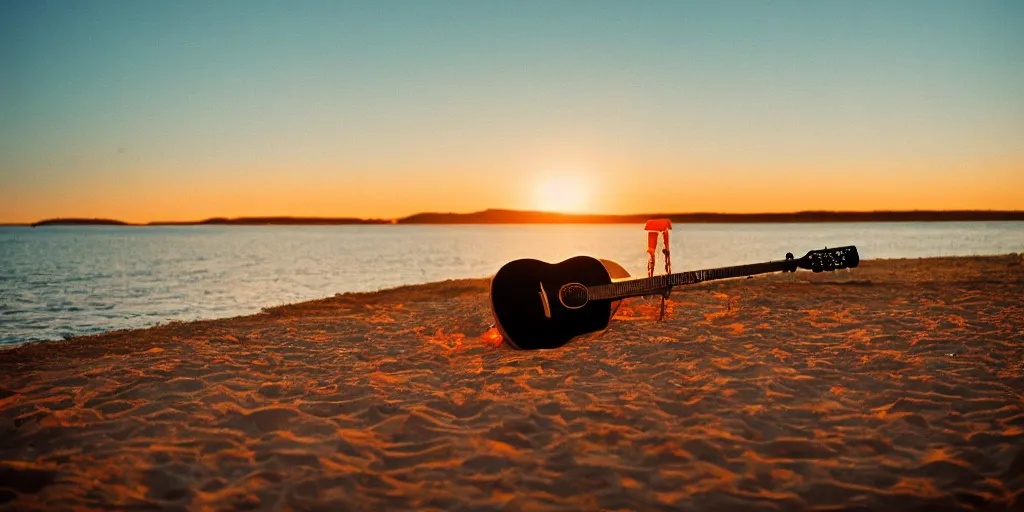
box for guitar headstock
[789,245,860,272]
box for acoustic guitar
[490,246,859,350]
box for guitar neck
[590,259,793,301]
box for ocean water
[1,222,1022,346]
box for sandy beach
[1,254,1022,511]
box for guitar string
[590,248,853,301]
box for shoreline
[0,277,495,352]
[1,254,1023,509]
[2,253,1021,350]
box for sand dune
[1,255,1023,511]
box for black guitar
[489,246,859,350]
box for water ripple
[0,223,1021,346]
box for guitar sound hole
[558,283,589,309]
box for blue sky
[1,0,1022,221]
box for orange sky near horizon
[3,155,1022,224]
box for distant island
[22,209,1024,227]
[30,218,132,227]
[30,217,388,227]
[149,216,390,226]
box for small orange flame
[479,327,504,347]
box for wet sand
[1,255,1023,511]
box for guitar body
[490,256,614,350]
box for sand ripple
[1,255,1023,510]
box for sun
[533,175,591,213]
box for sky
[1,0,1022,222]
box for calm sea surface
[1,222,1022,346]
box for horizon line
[8,208,1024,227]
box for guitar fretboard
[589,260,791,301]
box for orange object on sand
[644,219,673,320]
[644,219,672,278]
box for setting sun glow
[533,176,592,213]
[1,2,1022,224]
